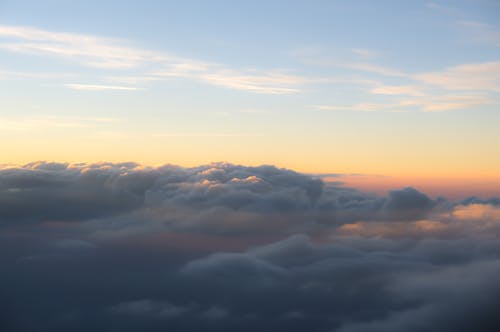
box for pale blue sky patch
[0,0,499,172]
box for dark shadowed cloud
[0,162,499,331]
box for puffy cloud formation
[0,161,322,222]
[0,162,499,331]
[0,162,436,234]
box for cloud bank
[0,162,499,331]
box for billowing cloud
[0,162,499,331]
[381,187,435,220]
[0,162,440,236]
[110,299,189,318]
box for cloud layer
[0,162,499,331]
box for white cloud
[351,48,379,59]
[0,115,121,131]
[65,83,142,91]
[197,70,302,94]
[0,24,303,94]
[415,61,500,92]
[458,20,500,47]
[315,59,499,112]
[313,103,406,112]
[0,25,162,69]
[313,93,490,113]
[2,24,499,105]
[341,62,408,77]
[153,133,264,138]
[371,85,424,96]
[419,95,490,112]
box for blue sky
[0,0,499,177]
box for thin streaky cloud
[153,133,264,138]
[342,62,408,77]
[197,72,301,95]
[0,119,89,131]
[297,48,499,95]
[239,108,271,115]
[0,24,303,94]
[371,85,424,96]
[458,20,500,47]
[305,57,500,112]
[0,115,121,131]
[0,25,163,69]
[351,48,379,59]
[105,75,163,85]
[297,54,409,78]
[419,94,492,112]
[312,103,409,112]
[66,84,143,91]
[415,61,500,92]
[0,69,75,80]
[425,2,462,16]
[312,93,491,113]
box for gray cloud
[0,162,438,237]
[110,299,189,318]
[381,187,435,219]
[0,162,499,331]
[179,232,500,332]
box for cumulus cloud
[110,300,189,318]
[451,203,500,221]
[381,187,435,220]
[0,161,441,237]
[177,230,500,331]
[0,162,499,331]
[0,161,151,223]
[200,306,229,320]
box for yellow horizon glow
[2,144,499,179]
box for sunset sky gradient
[1,2,500,331]
[1,0,499,198]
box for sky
[1,3,500,331]
[0,0,499,192]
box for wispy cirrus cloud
[297,55,408,78]
[313,94,490,113]
[370,85,424,96]
[0,115,120,131]
[306,56,498,112]
[458,20,500,47]
[291,34,499,112]
[350,48,379,59]
[0,25,161,69]
[312,102,410,113]
[0,25,303,94]
[306,55,500,94]
[65,83,142,91]
[153,133,264,138]
[342,61,408,77]
[415,61,500,92]
[1,24,499,103]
